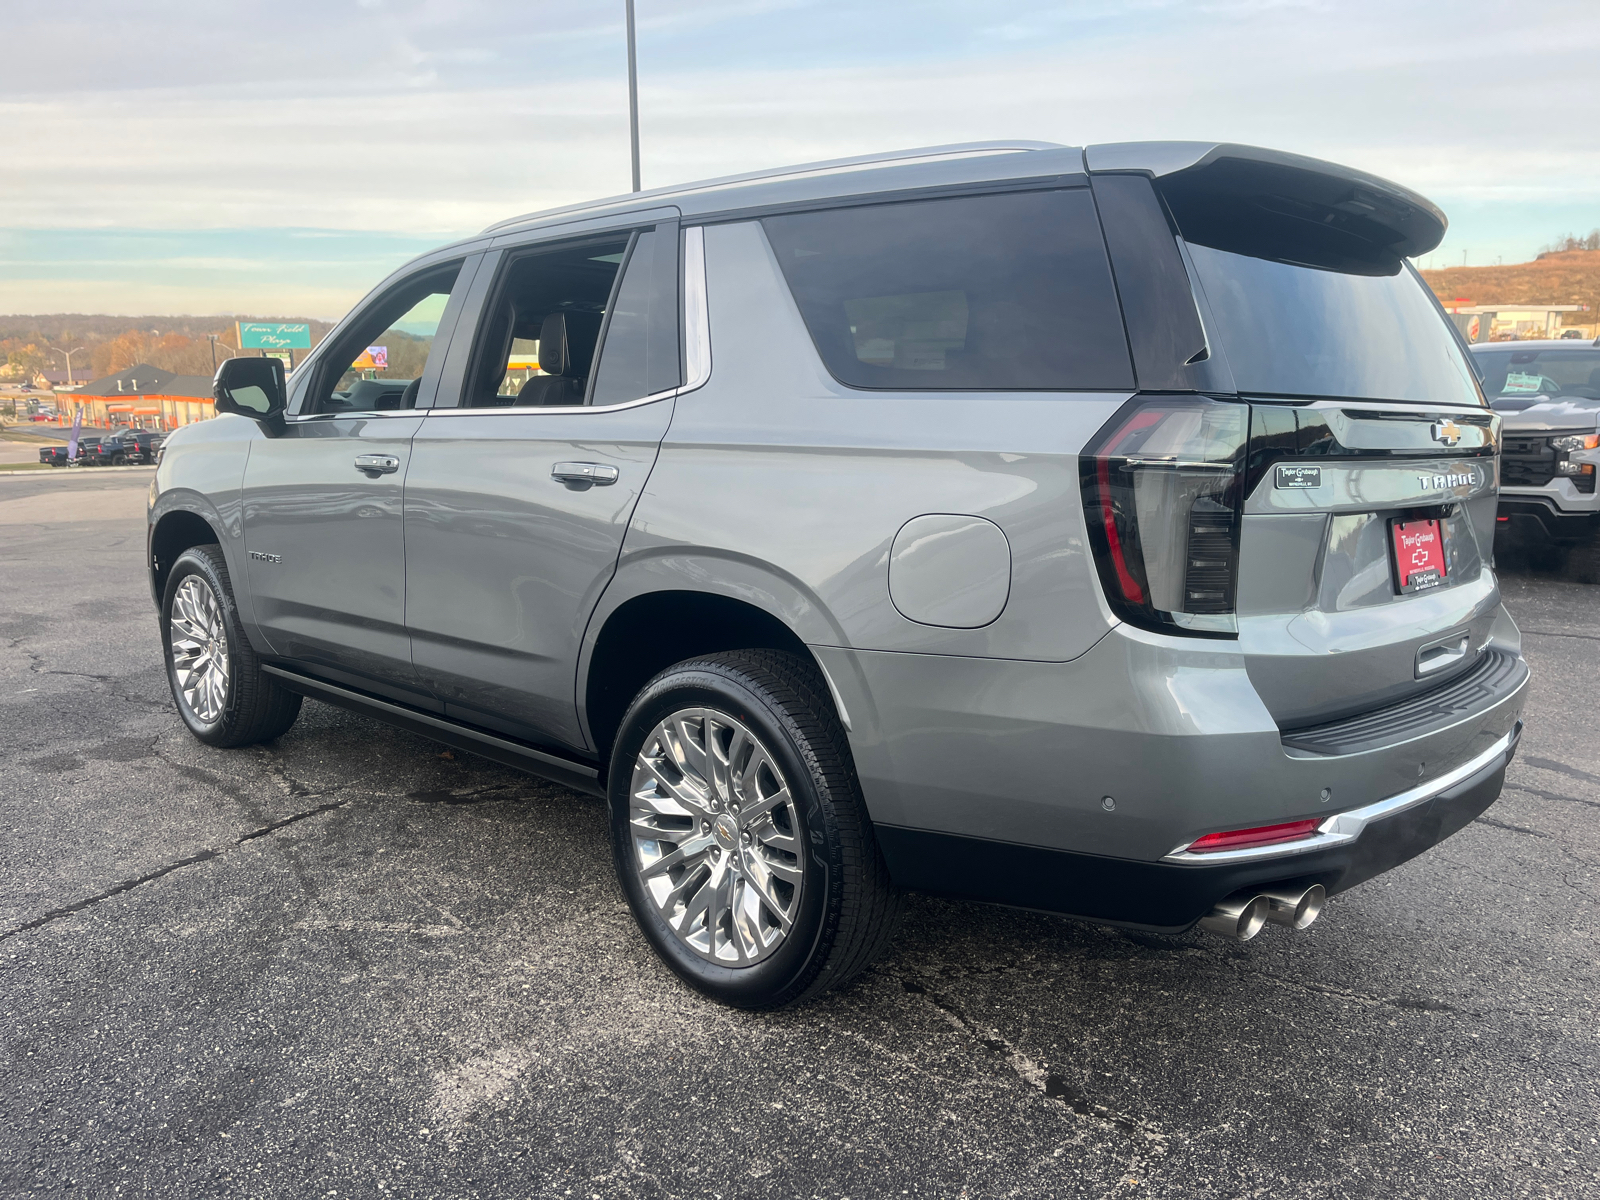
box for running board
[260,665,604,798]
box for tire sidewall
[161,547,246,745]
[609,665,842,1008]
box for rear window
[1472,347,1600,407]
[762,189,1133,392]
[1183,245,1482,406]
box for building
[67,363,215,430]
[1441,303,1587,342]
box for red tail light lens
[1185,819,1322,854]
[1080,396,1249,637]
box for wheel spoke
[629,702,806,967]
[639,834,714,877]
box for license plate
[1391,518,1448,594]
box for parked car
[1471,340,1600,579]
[38,434,105,466]
[148,140,1527,1008]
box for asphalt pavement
[2,470,1597,1199]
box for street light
[626,0,640,191]
[207,334,239,370]
[48,345,85,386]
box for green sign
[238,322,312,350]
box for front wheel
[609,650,903,1009]
[161,545,301,747]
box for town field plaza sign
[237,323,312,350]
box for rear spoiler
[1085,142,1446,269]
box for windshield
[1472,347,1600,409]
[1185,245,1483,406]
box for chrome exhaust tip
[1197,893,1270,941]
[1259,883,1326,930]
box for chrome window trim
[682,225,712,393]
[1161,726,1519,866]
[423,388,678,418]
[286,409,424,423]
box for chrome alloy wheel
[629,708,804,965]
[169,576,231,724]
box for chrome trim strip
[1161,727,1517,865]
[681,226,712,393]
[423,389,677,418]
[287,409,423,423]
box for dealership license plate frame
[1389,517,1450,595]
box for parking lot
[2,469,1596,1199]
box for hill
[1419,249,1600,327]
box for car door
[241,253,480,705]
[404,215,681,750]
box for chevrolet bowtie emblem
[1431,418,1463,446]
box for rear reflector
[1185,819,1322,854]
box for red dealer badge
[1391,518,1448,593]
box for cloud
[0,0,1595,310]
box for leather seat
[518,311,603,406]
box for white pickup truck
[1473,340,1600,581]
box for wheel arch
[580,557,851,764]
[149,501,225,608]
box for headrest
[538,310,604,377]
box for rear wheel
[609,650,902,1009]
[162,545,301,747]
[112,453,128,466]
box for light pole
[626,0,640,191]
[48,345,85,386]
[207,334,238,370]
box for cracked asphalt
[2,470,1598,1199]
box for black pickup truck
[74,430,164,466]
[37,434,106,466]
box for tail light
[1080,396,1249,638]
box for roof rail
[482,140,1065,235]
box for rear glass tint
[1183,244,1482,406]
[763,189,1133,391]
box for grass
[0,462,59,472]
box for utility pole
[48,345,85,386]
[626,0,641,191]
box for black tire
[608,650,903,1009]
[161,545,301,747]
[112,453,128,466]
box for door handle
[355,454,400,475]
[551,462,619,488]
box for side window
[762,189,1134,392]
[463,237,631,408]
[308,263,462,414]
[590,226,682,405]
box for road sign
[237,322,312,350]
[352,346,388,370]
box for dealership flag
[67,406,83,461]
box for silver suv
[1471,339,1600,580]
[149,141,1528,1008]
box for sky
[2,0,1598,318]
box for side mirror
[214,357,287,423]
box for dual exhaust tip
[1198,884,1325,941]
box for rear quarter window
[762,189,1133,392]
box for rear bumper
[875,722,1517,930]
